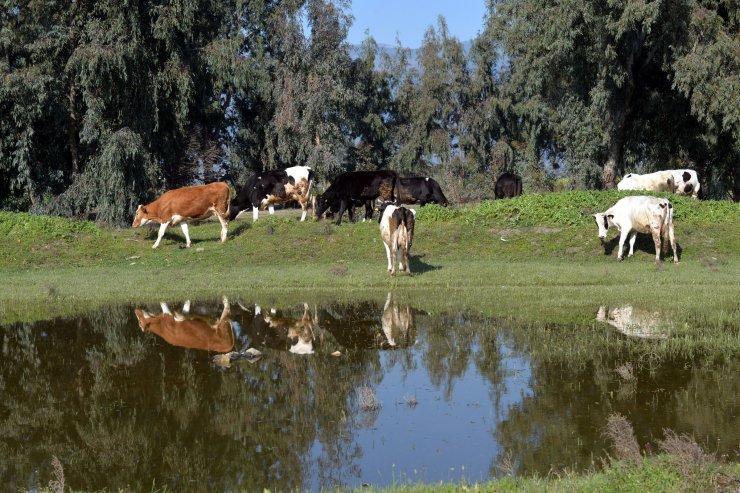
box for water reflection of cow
[596,305,668,339]
[135,297,235,352]
[316,294,416,349]
[240,303,317,354]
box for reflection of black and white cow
[313,170,398,225]
[230,166,313,222]
[617,170,675,193]
[379,203,416,275]
[593,196,678,263]
[494,172,522,199]
[398,177,448,206]
[239,304,316,354]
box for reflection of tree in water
[0,301,387,491]
[487,322,739,476]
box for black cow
[398,177,448,206]
[230,166,313,222]
[313,170,399,225]
[494,172,522,199]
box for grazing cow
[313,170,399,225]
[593,195,678,263]
[596,305,668,339]
[617,171,676,194]
[132,182,230,249]
[135,297,235,352]
[669,169,701,198]
[398,177,448,206]
[494,172,523,199]
[379,203,416,275]
[230,166,314,222]
[380,293,416,348]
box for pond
[0,295,737,492]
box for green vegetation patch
[0,211,102,239]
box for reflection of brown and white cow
[593,196,678,263]
[135,297,234,352]
[132,182,230,249]
[263,304,315,354]
[380,293,416,348]
[231,166,314,222]
[379,203,416,275]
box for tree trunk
[603,112,629,190]
[68,83,79,175]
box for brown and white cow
[132,182,230,249]
[593,195,678,263]
[135,297,235,353]
[379,203,416,275]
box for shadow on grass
[602,235,682,261]
[410,254,442,275]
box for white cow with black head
[593,195,678,264]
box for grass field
[1,191,738,330]
[3,191,739,493]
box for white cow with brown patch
[593,195,678,263]
[132,182,230,248]
[379,203,416,275]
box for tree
[489,0,734,191]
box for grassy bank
[1,191,738,334]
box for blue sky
[346,0,487,48]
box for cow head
[313,194,330,220]
[132,205,149,227]
[593,212,613,241]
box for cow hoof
[617,257,623,262]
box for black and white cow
[398,177,448,206]
[378,202,416,275]
[313,170,399,225]
[494,172,523,199]
[230,166,313,222]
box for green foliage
[416,191,740,226]
[0,211,101,239]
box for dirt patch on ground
[533,226,564,234]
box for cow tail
[516,176,523,197]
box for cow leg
[616,229,630,261]
[268,205,275,215]
[182,300,191,314]
[300,199,308,222]
[180,223,192,248]
[347,203,356,223]
[627,232,638,257]
[216,213,228,242]
[160,303,171,315]
[650,226,663,263]
[365,201,373,221]
[667,218,678,264]
[152,222,170,249]
[252,206,259,222]
[383,242,393,273]
[335,200,347,225]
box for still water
[1,295,737,491]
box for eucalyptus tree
[1,0,269,224]
[489,0,730,190]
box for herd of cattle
[132,166,702,271]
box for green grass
[1,192,738,359]
[30,457,740,493]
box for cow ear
[136,204,142,211]
[607,214,614,219]
[141,206,147,214]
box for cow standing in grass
[495,172,523,199]
[593,195,678,264]
[231,166,314,222]
[313,170,399,225]
[379,202,416,275]
[132,182,230,249]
